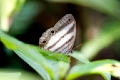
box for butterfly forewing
[39,14,76,55]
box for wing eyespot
[67,19,71,22]
[43,40,46,43]
[68,19,71,21]
[51,30,54,33]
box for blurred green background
[1,0,120,80]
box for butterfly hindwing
[39,14,76,55]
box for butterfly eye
[51,30,54,33]
[43,40,46,43]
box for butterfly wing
[39,14,76,54]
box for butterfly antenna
[73,44,82,50]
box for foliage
[1,0,120,80]
[1,29,120,80]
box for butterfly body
[39,14,76,55]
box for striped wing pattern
[39,14,76,55]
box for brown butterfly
[39,14,76,55]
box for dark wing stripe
[61,37,74,54]
[47,23,75,50]
[59,36,74,54]
[54,14,75,31]
[54,36,74,52]
[56,22,71,31]
[57,24,75,53]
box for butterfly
[39,14,76,55]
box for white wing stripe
[49,30,75,51]
[45,21,74,49]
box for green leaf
[0,72,21,80]
[0,69,43,80]
[101,73,111,80]
[70,51,90,64]
[37,47,70,63]
[66,59,120,80]
[0,0,25,32]
[81,20,120,60]
[0,30,52,80]
[8,0,43,36]
[0,30,70,80]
